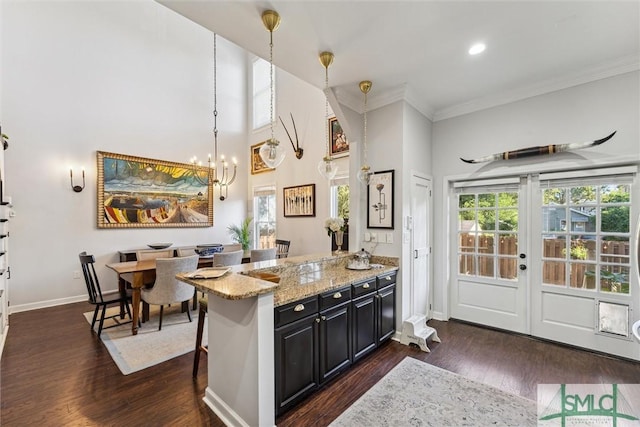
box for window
[253,186,276,249]
[541,177,632,294]
[252,58,274,130]
[330,175,350,219]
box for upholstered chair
[250,247,277,262]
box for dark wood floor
[2,301,639,426]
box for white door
[530,168,639,360]
[450,178,529,334]
[410,174,431,318]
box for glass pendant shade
[259,138,286,168]
[317,157,338,180]
[357,164,372,185]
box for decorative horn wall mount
[279,113,303,159]
[460,131,616,164]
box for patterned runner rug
[83,304,206,375]
[330,356,537,426]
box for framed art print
[367,170,394,229]
[283,184,316,217]
[329,117,349,158]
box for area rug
[330,357,537,427]
[83,305,206,375]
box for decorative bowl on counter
[195,244,224,257]
[148,243,172,250]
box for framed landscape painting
[97,151,213,228]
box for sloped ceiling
[158,1,640,121]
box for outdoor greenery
[458,192,518,231]
[337,184,350,219]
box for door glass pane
[570,186,596,204]
[600,266,630,294]
[542,206,566,232]
[542,261,565,286]
[569,236,595,261]
[498,234,517,255]
[459,233,476,252]
[498,209,518,231]
[600,206,630,233]
[569,263,595,289]
[600,184,630,203]
[459,194,475,208]
[543,188,566,205]
[600,237,629,264]
[478,193,496,207]
[459,254,475,275]
[543,235,565,259]
[479,210,496,231]
[458,210,476,229]
[477,256,494,278]
[498,257,517,280]
[478,234,494,254]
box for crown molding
[433,54,640,122]
[334,83,435,120]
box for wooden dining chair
[250,247,277,262]
[275,239,290,259]
[140,255,199,330]
[79,252,132,337]
[193,296,208,377]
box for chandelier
[190,33,237,201]
[317,51,338,180]
[356,80,372,185]
[258,10,286,169]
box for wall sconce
[70,167,85,192]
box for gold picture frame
[251,141,275,174]
[329,117,349,158]
[283,184,316,217]
[97,151,213,228]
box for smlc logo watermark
[538,384,640,426]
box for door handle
[519,264,527,271]
[414,250,418,259]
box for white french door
[449,167,640,360]
[410,174,431,318]
[450,177,529,334]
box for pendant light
[357,80,372,185]
[317,51,338,180]
[258,10,286,169]
[190,34,237,200]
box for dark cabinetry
[274,270,397,416]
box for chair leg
[158,305,164,331]
[193,304,207,378]
[97,305,107,337]
[186,304,192,323]
[91,306,100,330]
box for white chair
[136,249,174,261]
[222,243,242,252]
[176,247,196,257]
[141,255,199,330]
[213,250,244,267]
[250,247,277,262]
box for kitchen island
[177,252,399,427]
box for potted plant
[227,217,253,251]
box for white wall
[431,71,640,318]
[1,1,249,310]
[248,66,347,256]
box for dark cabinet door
[318,303,351,383]
[377,284,396,344]
[351,293,377,362]
[274,314,319,415]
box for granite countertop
[176,252,399,306]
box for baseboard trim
[203,387,253,427]
[9,294,87,314]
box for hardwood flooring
[2,301,639,426]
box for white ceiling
[158,1,640,121]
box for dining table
[106,259,157,335]
[105,254,251,335]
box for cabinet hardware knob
[333,292,342,299]
[321,315,326,321]
[363,283,370,289]
[293,304,305,312]
[385,276,391,280]
[315,318,320,323]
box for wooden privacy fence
[459,234,629,285]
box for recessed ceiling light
[468,43,486,55]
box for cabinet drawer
[352,278,376,298]
[275,296,318,328]
[377,271,397,289]
[319,286,352,311]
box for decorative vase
[334,230,344,253]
